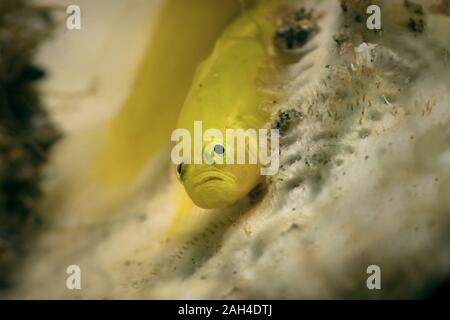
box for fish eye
[176,163,183,178]
[214,144,225,155]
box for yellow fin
[163,183,202,242]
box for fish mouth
[186,171,239,209]
[194,176,225,188]
[188,170,236,191]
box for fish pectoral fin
[162,184,205,242]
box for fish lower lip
[193,176,224,188]
[201,177,224,184]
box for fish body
[175,0,281,209]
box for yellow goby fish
[95,0,243,186]
[173,0,282,209]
